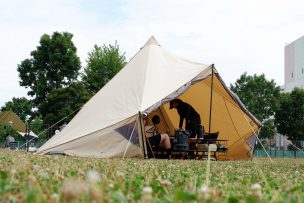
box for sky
[1,0,304,107]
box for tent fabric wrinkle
[142,66,212,115]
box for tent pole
[206,66,214,185]
[208,64,215,134]
[139,113,148,159]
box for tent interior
[142,73,261,160]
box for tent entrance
[142,70,261,160]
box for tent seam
[215,71,262,127]
[223,97,243,140]
[140,45,152,110]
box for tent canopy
[0,110,38,138]
[37,36,261,160]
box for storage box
[197,144,217,151]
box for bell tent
[0,110,37,138]
[37,36,261,160]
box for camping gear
[172,129,190,150]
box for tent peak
[142,36,160,48]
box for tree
[30,116,47,139]
[43,82,91,126]
[82,43,126,94]
[0,124,24,142]
[17,32,81,116]
[275,88,304,144]
[0,97,32,121]
[0,124,10,141]
[259,119,275,139]
[230,73,281,138]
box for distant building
[263,134,290,150]
[280,36,304,149]
[284,35,304,92]
[274,134,290,150]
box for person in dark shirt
[169,99,203,139]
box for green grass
[0,150,303,203]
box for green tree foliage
[0,124,10,142]
[43,82,91,126]
[0,97,32,121]
[275,88,304,143]
[259,119,275,139]
[82,43,126,94]
[230,73,281,138]
[0,124,24,142]
[30,116,47,138]
[17,32,81,116]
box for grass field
[0,150,303,203]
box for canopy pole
[205,64,215,185]
[25,122,28,152]
[139,112,149,159]
[208,64,215,134]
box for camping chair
[203,132,219,144]
[145,115,168,158]
[203,132,228,152]
[8,141,19,150]
[146,129,167,158]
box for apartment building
[284,35,304,92]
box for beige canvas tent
[37,36,262,160]
[0,110,37,138]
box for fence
[254,149,304,158]
[0,139,47,149]
[253,137,304,158]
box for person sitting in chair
[144,116,171,157]
[169,98,203,139]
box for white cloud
[1,0,304,106]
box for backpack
[172,129,190,150]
